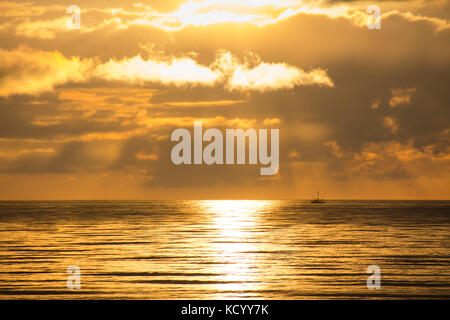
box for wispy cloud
[0,46,91,97]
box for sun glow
[202,200,271,239]
[124,0,354,31]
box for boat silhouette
[311,192,325,204]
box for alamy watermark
[66,265,81,289]
[171,121,279,176]
[67,5,81,30]
[367,5,381,30]
[366,265,381,289]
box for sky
[0,0,448,200]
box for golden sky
[0,0,449,199]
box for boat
[311,192,325,204]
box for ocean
[0,200,448,299]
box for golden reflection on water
[0,200,449,299]
[199,200,274,298]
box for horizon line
[0,199,449,201]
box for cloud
[0,141,118,174]
[389,88,416,107]
[383,10,450,33]
[323,139,450,182]
[0,1,60,17]
[353,140,450,177]
[1,0,448,42]
[94,50,333,90]
[138,115,258,129]
[105,0,309,31]
[160,99,246,107]
[0,46,91,97]
[13,17,68,39]
[263,118,281,126]
[108,1,450,34]
[94,54,222,86]
[370,99,381,109]
[0,46,333,96]
[229,63,334,91]
[0,148,55,159]
[212,51,333,91]
[324,140,344,158]
[383,117,399,134]
[136,151,159,161]
[217,50,334,91]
